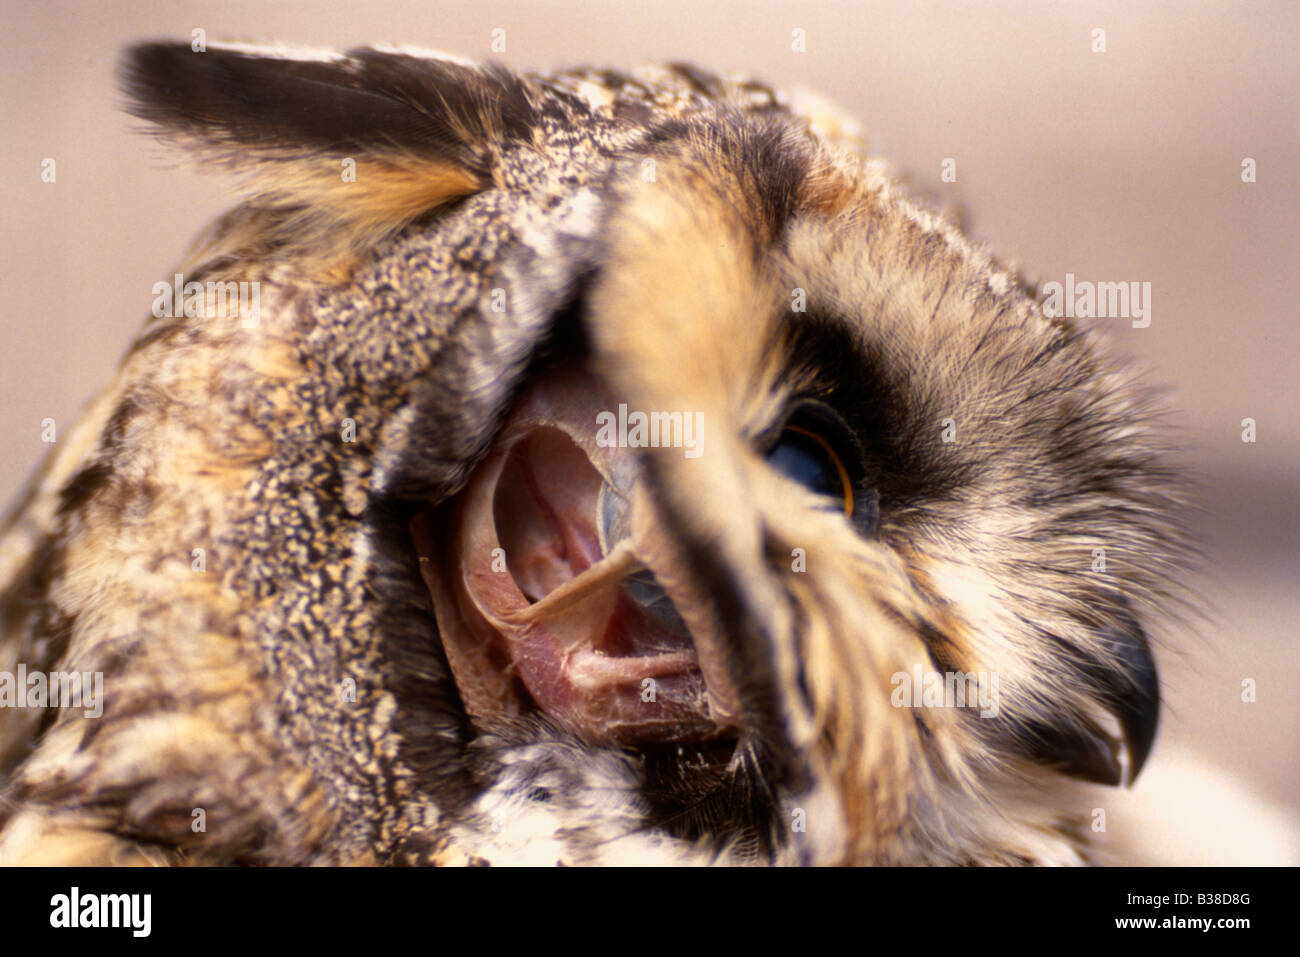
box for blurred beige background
[1,1,1295,862]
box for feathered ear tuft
[121,41,538,272]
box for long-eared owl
[0,41,1191,865]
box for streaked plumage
[0,41,1190,865]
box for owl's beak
[413,365,744,748]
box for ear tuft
[122,41,539,270]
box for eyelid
[780,423,854,518]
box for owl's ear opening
[122,42,537,269]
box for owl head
[0,42,1191,865]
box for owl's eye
[763,402,873,525]
[766,425,854,515]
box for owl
[0,41,1190,866]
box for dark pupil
[766,430,844,507]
